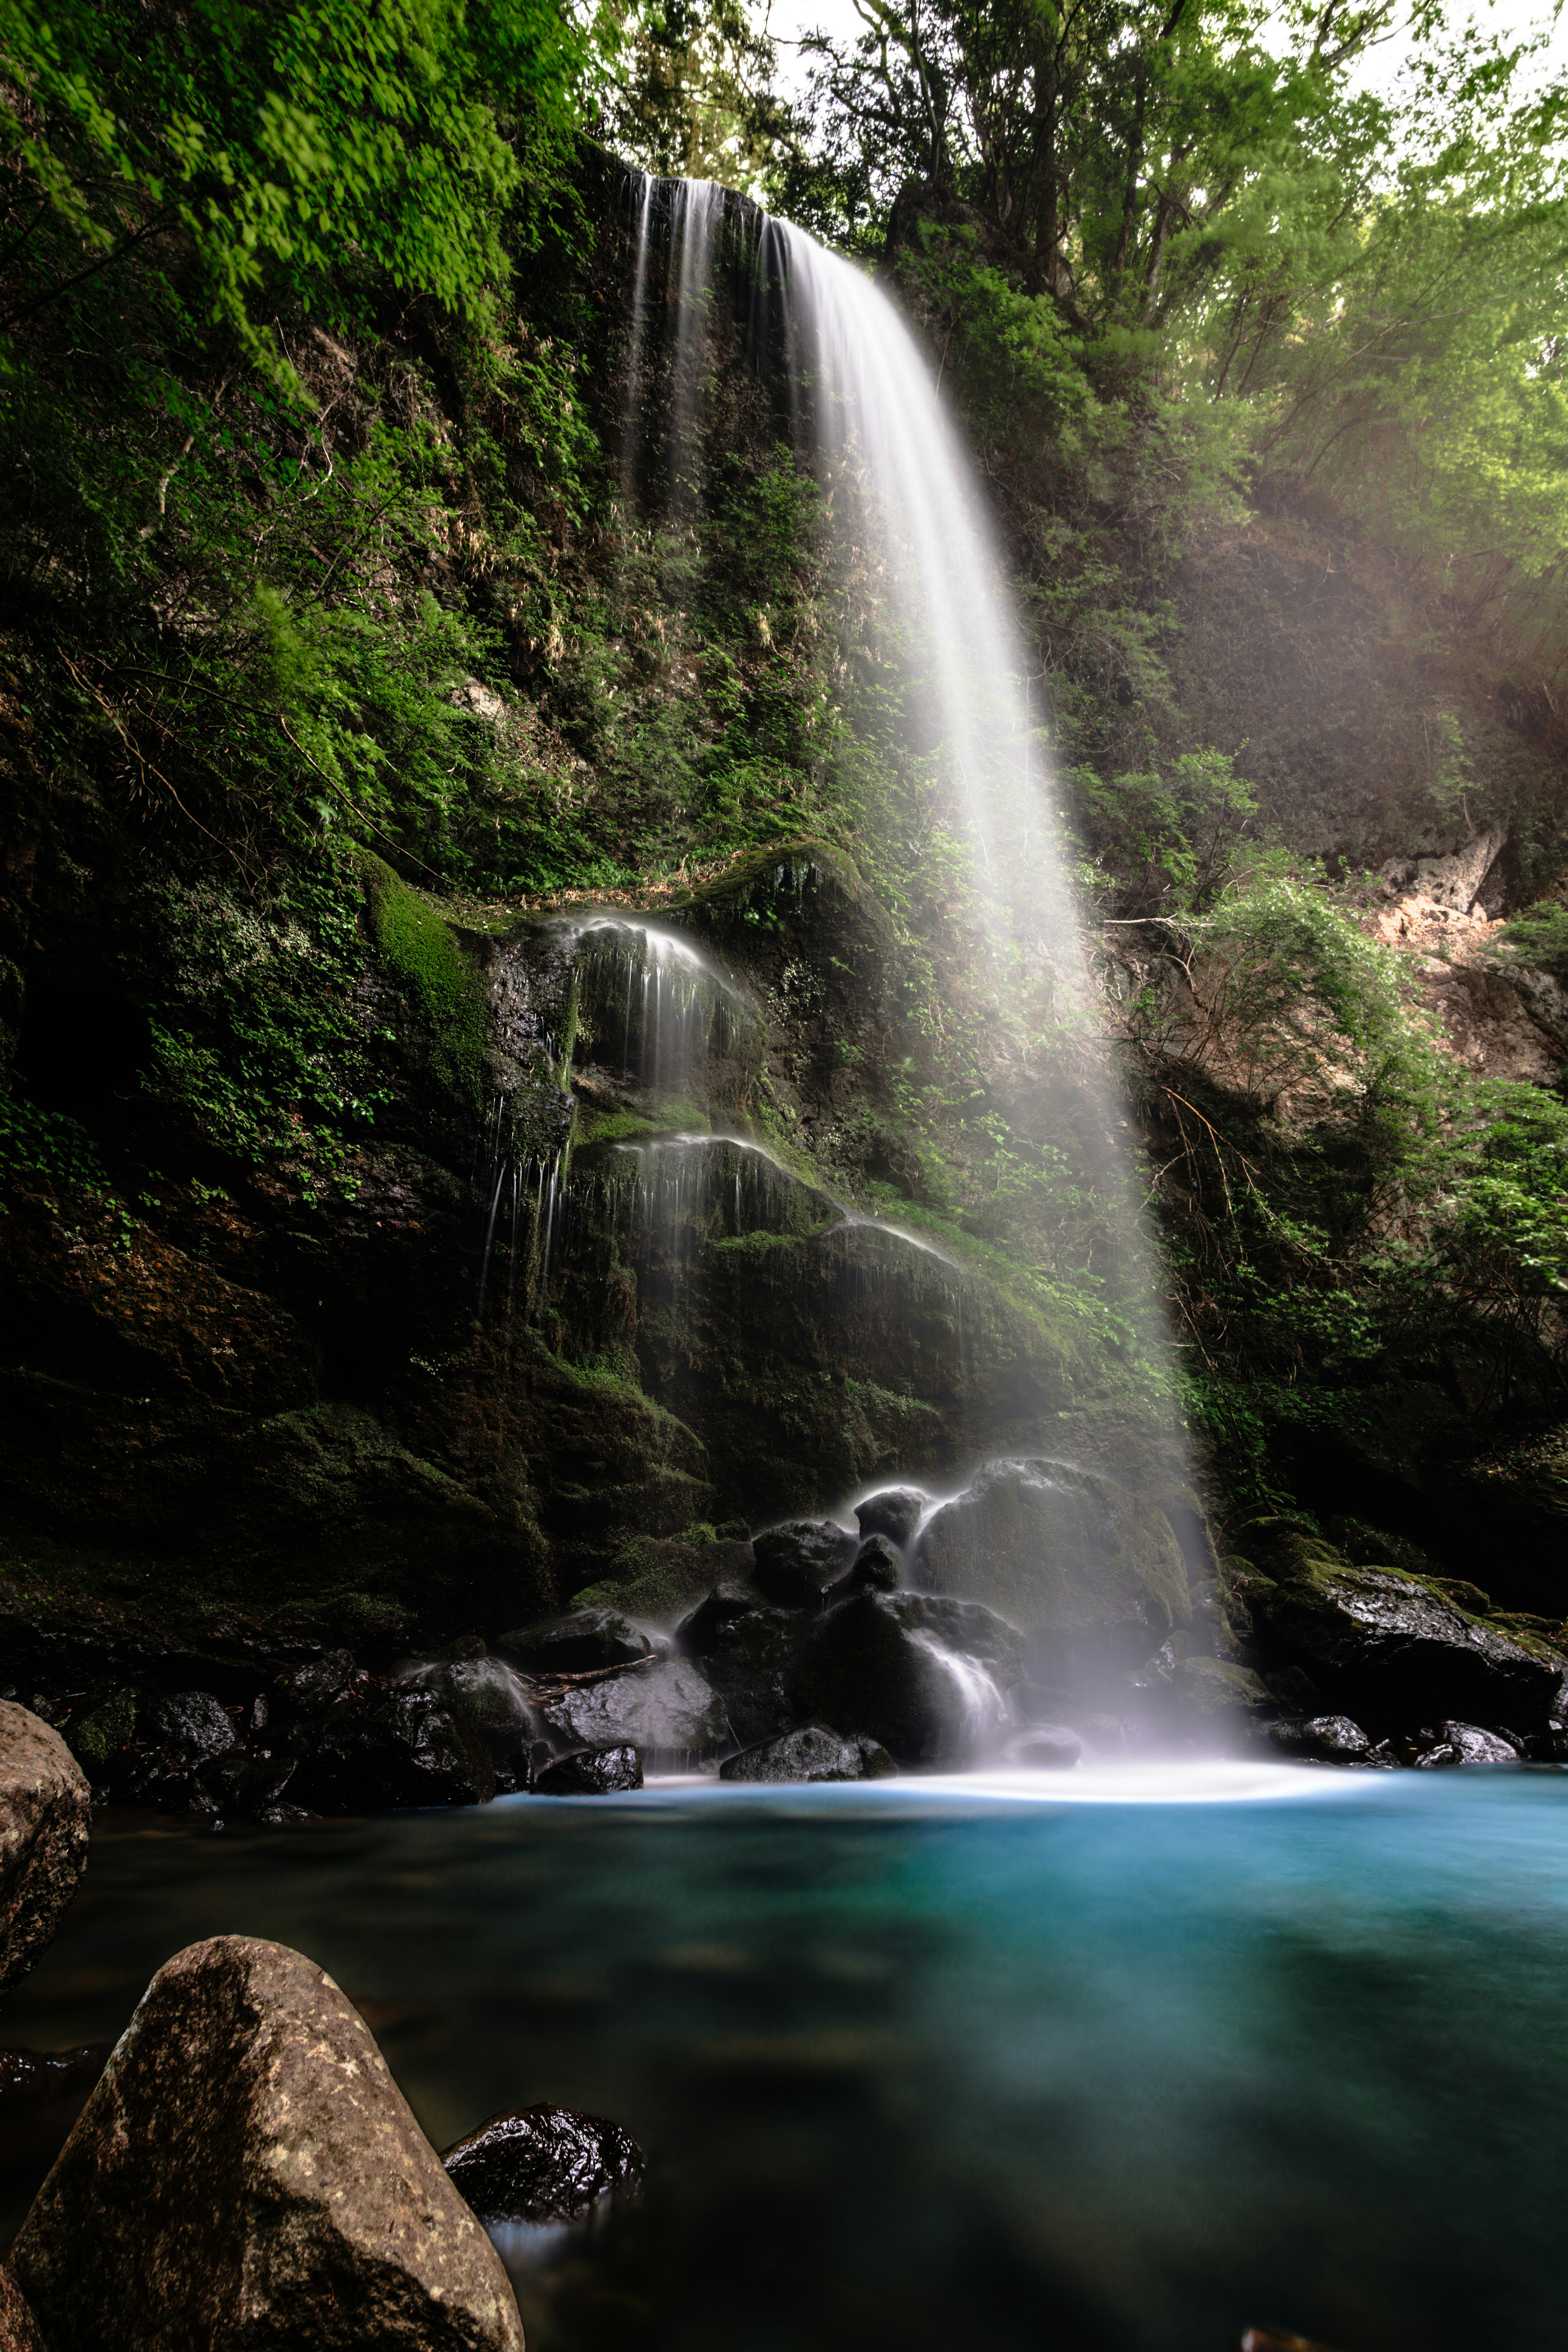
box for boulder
[1267,1715,1376,1765]
[678,1590,806,1748]
[1250,1537,1566,1734]
[793,1590,1024,1765]
[272,1651,358,1718]
[0,1703,91,2004]
[198,1749,301,1823]
[719,1724,897,1784]
[825,1534,902,1605]
[403,1659,538,1762]
[139,1690,240,1767]
[1412,1722,1520,1767]
[443,2104,646,2226]
[544,1656,727,1757]
[10,1936,523,2350]
[0,2267,44,2352]
[915,1459,1189,1680]
[289,1686,495,1812]
[497,1610,653,1675]
[854,1488,927,1550]
[531,1744,643,1795]
[751,1520,857,1609]
[1002,1725,1082,1770]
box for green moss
[356,849,488,1104]
[574,1101,711,1145]
[67,1688,136,1764]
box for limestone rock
[793,1590,1024,1764]
[915,1458,1189,1672]
[0,1702,90,2004]
[1412,829,1508,915]
[531,1744,642,1795]
[719,1723,897,1783]
[0,2265,45,2352]
[497,1608,653,1674]
[10,1935,523,2350]
[545,1655,727,1756]
[443,2103,646,2225]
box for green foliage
[1498,901,1568,984]
[1074,747,1257,913]
[67,1690,136,1766]
[0,1090,111,1202]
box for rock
[197,1748,301,1822]
[141,1690,240,1766]
[544,1656,728,1757]
[1266,1714,1376,1764]
[826,1534,902,1604]
[1412,1721,1520,1767]
[677,1590,806,1748]
[290,1686,496,1812]
[793,1590,1024,1765]
[531,1744,643,1795]
[1132,1650,1274,1727]
[719,1724,897,1783]
[0,2045,111,2111]
[751,1519,857,1609]
[0,1703,91,2005]
[443,2104,646,2226]
[0,2265,45,2352]
[915,1459,1190,1682]
[497,1609,653,1675]
[854,1487,927,1549]
[1250,1535,1566,1733]
[1412,828,1508,915]
[10,1936,523,2350]
[403,1658,538,1761]
[272,1650,358,1716]
[1002,1724,1082,1770]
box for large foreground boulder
[793,1590,1024,1765]
[0,1703,90,2004]
[10,1936,523,2351]
[915,1459,1190,1677]
[0,2267,44,2352]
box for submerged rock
[443,2104,646,2226]
[678,1588,805,1748]
[1412,1721,1520,1766]
[531,1744,642,1795]
[290,1685,495,1812]
[497,1610,653,1676]
[10,1936,523,2350]
[751,1520,857,1609]
[544,1656,727,1757]
[0,1703,90,2004]
[1002,1725,1082,1770]
[1267,1714,1376,1764]
[719,1724,897,1783]
[854,1488,927,1550]
[0,2265,44,2352]
[793,1590,1024,1765]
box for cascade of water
[670,180,725,499]
[908,1630,1010,1764]
[621,172,657,490]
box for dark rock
[543,1657,727,1758]
[442,2103,646,2227]
[196,1748,299,1822]
[1267,1714,1376,1764]
[272,1650,358,1717]
[825,1534,902,1605]
[0,2265,45,2352]
[1002,1724,1082,1770]
[1130,1649,1273,1728]
[793,1590,1025,1765]
[571,1538,756,1625]
[141,1690,240,1766]
[678,1594,806,1748]
[1250,1535,1567,1733]
[1412,1721,1520,1766]
[0,1703,91,2004]
[719,1724,896,1783]
[403,1658,538,1761]
[11,1935,523,2349]
[290,1686,495,1812]
[915,1459,1191,1675]
[854,1488,927,1549]
[751,1520,857,1610]
[496,1610,653,1675]
[0,2046,110,2113]
[531,1745,643,1795]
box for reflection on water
[2,1770,1566,2352]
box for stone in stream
[750,1520,858,1610]
[10,1936,523,2351]
[0,2265,45,2352]
[272,1650,359,1717]
[198,1747,302,1822]
[0,1702,90,2005]
[543,1656,727,1759]
[677,1587,806,1749]
[496,1609,653,1676]
[1412,1721,1520,1766]
[443,2104,646,2226]
[1267,1714,1376,1764]
[824,1533,902,1606]
[289,1684,495,1811]
[531,1744,643,1795]
[854,1487,927,1551]
[719,1724,897,1783]
[793,1590,1025,1766]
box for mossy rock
[355,849,488,1107]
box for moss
[574,1102,711,1145]
[67,1688,136,1764]
[355,849,488,1105]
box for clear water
[4,1767,1565,2352]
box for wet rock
[678,1591,806,1748]
[272,1650,358,1717]
[11,1935,523,2350]
[142,1690,241,1766]
[1131,1650,1273,1728]
[793,1590,1025,1765]
[497,1610,653,1675]
[1250,1535,1566,1733]
[1002,1724,1082,1770]
[443,2104,646,2226]
[1267,1714,1376,1764]
[405,1658,538,1762]
[854,1488,927,1550]
[0,1703,91,2004]
[196,1748,300,1822]
[0,2265,45,2352]
[1412,1721,1520,1766]
[0,2046,110,2112]
[719,1724,897,1783]
[571,1537,756,1625]
[915,1459,1190,1676]
[290,1685,495,1812]
[826,1534,902,1605]
[544,1656,727,1758]
[751,1520,857,1609]
[531,1744,643,1795]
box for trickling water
[908,1630,1010,1763]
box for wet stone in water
[497,1612,653,1675]
[443,2105,646,2227]
[719,1724,897,1784]
[751,1521,857,1610]
[854,1488,927,1550]
[1002,1725,1082,1771]
[826,1534,902,1606]
[1267,1715,1374,1764]
[1412,1721,1520,1766]
[530,1745,642,1795]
